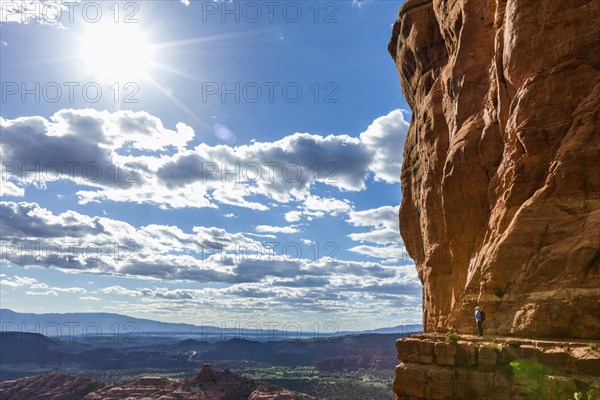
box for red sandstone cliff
[389,0,600,339]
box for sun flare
[80,23,155,83]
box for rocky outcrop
[0,369,313,400]
[194,363,217,383]
[389,0,600,338]
[0,373,101,400]
[393,334,600,399]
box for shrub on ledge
[444,331,461,343]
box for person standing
[475,306,484,336]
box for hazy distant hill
[1,331,403,367]
[0,332,73,365]
[338,324,422,335]
[0,331,404,397]
[0,330,406,380]
[0,309,422,339]
[0,309,203,335]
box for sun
[80,23,155,83]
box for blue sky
[0,0,420,332]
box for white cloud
[1,275,48,289]
[359,109,409,183]
[99,285,139,296]
[284,211,302,222]
[345,205,410,262]
[303,195,353,216]
[349,244,407,260]
[347,205,399,245]
[0,201,256,281]
[1,109,408,211]
[26,290,58,296]
[283,195,353,223]
[53,287,86,293]
[0,201,422,310]
[2,274,86,295]
[0,181,24,197]
[99,286,203,300]
[255,225,299,234]
[351,0,372,8]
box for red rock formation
[0,373,101,400]
[196,363,217,382]
[389,0,600,339]
[393,334,600,399]
[0,369,314,400]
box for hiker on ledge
[475,306,485,336]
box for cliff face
[393,334,600,399]
[389,0,600,339]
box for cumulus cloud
[1,109,408,211]
[348,244,407,260]
[347,205,399,245]
[1,262,420,324]
[283,195,353,223]
[26,290,58,296]
[255,225,299,234]
[0,105,418,321]
[0,201,253,277]
[80,296,100,301]
[100,285,139,296]
[284,211,302,222]
[154,132,373,208]
[87,270,421,319]
[0,181,24,197]
[346,205,410,262]
[0,201,415,287]
[1,275,48,289]
[0,201,421,315]
[0,109,196,203]
[303,195,353,216]
[359,109,409,183]
[1,275,86,294]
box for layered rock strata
[393,334,600,399]
[389,0,600,338]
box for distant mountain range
[0,329,408,382]
[0,309,421,341]
[0,326,415,395]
